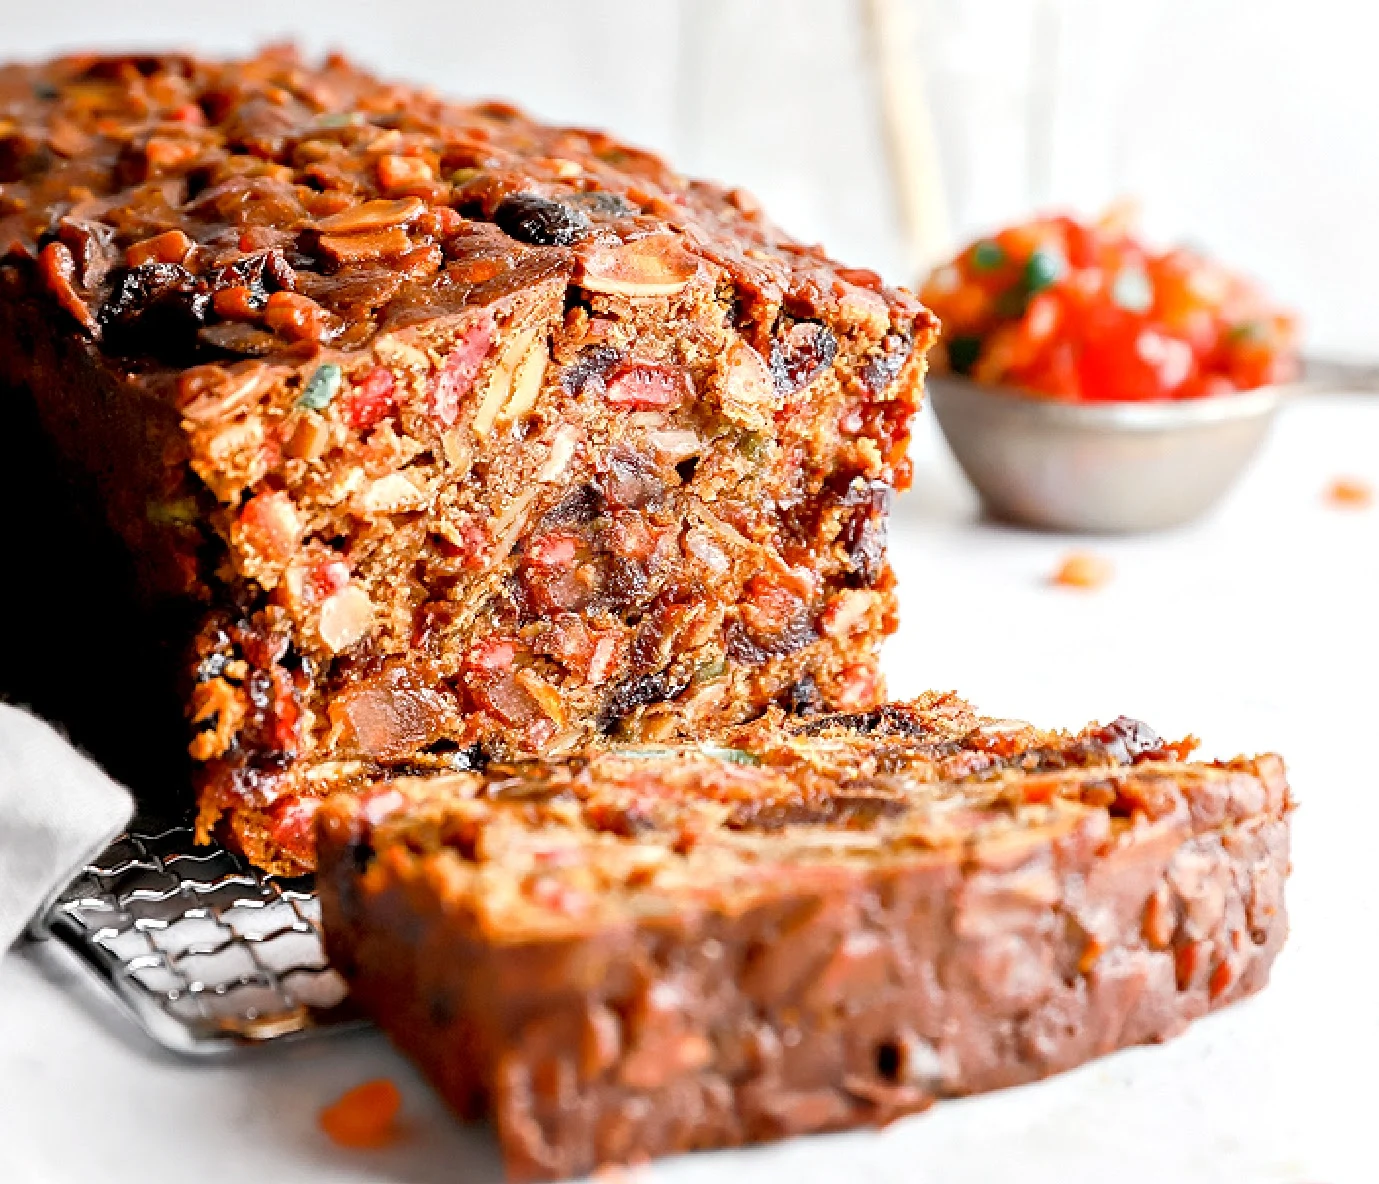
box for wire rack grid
[37,818,364,1055]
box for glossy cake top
[0,48,932,369]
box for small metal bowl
[927,374,1293,533]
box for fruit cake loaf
[317,693,1292,1181]
[0,49,937,872]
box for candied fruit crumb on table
[1050,551,1113,589]
[1325,477,1373,509]
[319,1078,404,1149]
[0,49,938,872]
[316,692,1293,1182]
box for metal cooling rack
[37,818,365,1055]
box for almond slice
[374,335,433,374]
[203,417,265,463]
[314,196,426,234]
[577,234,698,298]
[514,668,566,727]
[497,339,549,426]
[537,425,580,482]
[719,340,781,431]
[37,241,97,334]
[472,326,538,437]
[179,364,282,425]
[441,424,473,472]
[316,227,411,267]
[356,472,429,514]
[319,584,375,653]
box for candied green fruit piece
[1023,248,1067,295]
[970,240,1006,272]
[298,363,343,411]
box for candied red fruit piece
[344,366,397,430]
[525,530,580,568]
[428,313,496,426]
[236,491,301,562]
[466,637,517,673]
[265,795,320,865]
[602,361,690,410]
[308,556,350,601]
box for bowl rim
[926,373,1305,430]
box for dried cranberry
[493,193,590,247]
[770,321,838,395]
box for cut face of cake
[0,50,937,870]
[317,693,1292,1181]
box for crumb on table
[1325,477,1373,509]
[319,1078,403,1149]
[1051,551,1114,589]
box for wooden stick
[862,0,952,281]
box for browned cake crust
[0,49,936,871]
[317,693,1292,1181]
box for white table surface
[3,395,1376,1184]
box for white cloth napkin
[0,704,133,951]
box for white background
[2,0,1377,358]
